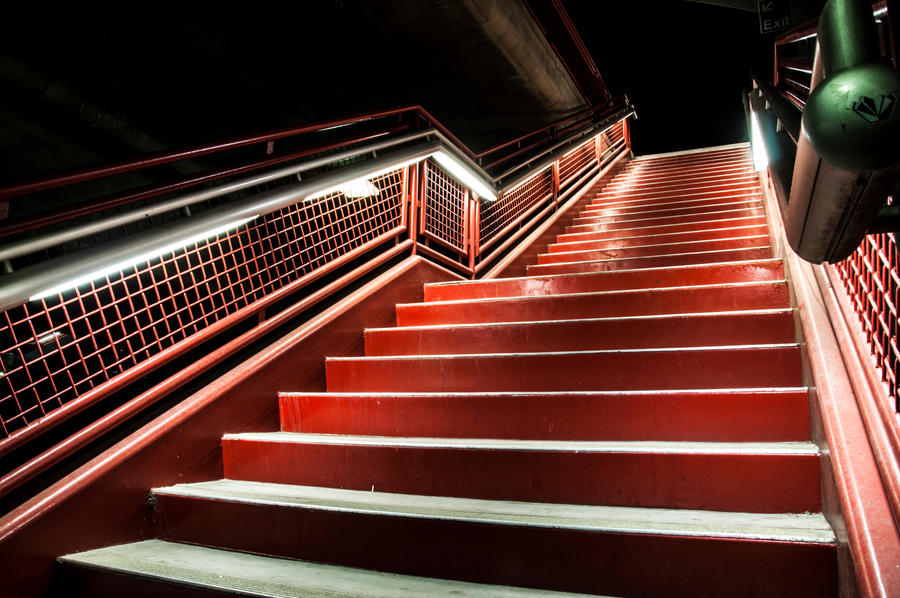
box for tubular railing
[0,99,634,497]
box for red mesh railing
[420,160,468,255]
[558,137,597,187]
[0,102,634,495]
[834,231,900,412]
[0,168,406,438]
[479,167,554,251]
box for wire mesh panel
[479,167,553,251]
[0,168,406,438]
[834,231,900,413]
[421,160,467,254]
[558,137,598,188]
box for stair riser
[556,215,767,243]
[546,225,770,253]
[527,246,773,274]
[572,201,762,225]
[401,283,788,325]
[325,347,802,392]
[424,260,783,301]
[537,236,769,265]
[279,391,811,441]
[221,441,820,512]
[152,496,836,598]
[367,312,795,355]
[565,208,765,233]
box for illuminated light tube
[338,179,381,198]
[432,151,497,201]
[29,215,259,301]
[305,158,425,202]
[750,110,770,172]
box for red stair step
[537,235,769,265]
[366,309,795,355]
[400,281,788,326]
[526,246,774,274]
[556,215,767,243]
[564,207,766,234]
[220,433,821,512]
[546,224,770,253]
[278,389,811,442]
[151,481,837,598]
[325,345,802,392]
[571,200,762,226]
[425,259,783,301]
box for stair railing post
[468,192,480,276]
[407,163,419,255]
[551,161,561,208]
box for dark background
[565,1,772,155]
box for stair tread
[280,388,809,397]
[368,308,794,332]
[61,540,604,598]
[426,258,782,288]
[406,279,786,307]
[223,431,819,456]
[153,480,834,543]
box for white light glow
[432,151,497,201]
[874,6,888,17]
[30,215,259,301]
[37,331,62,345]
[305,158,424,202]
[338,179,381,198]
[750,110,770,172]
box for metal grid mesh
[0,169,406,438]
[558,137,598,187]
[834,231,900,412]
[421,160,467,254]
[479,167,553,249]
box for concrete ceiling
[0,0,588,188]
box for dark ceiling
[0,0,587,187]
[0,0,801,189]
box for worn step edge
[153,480,834,543]
[60,540,603,598]
[223,432,817,457]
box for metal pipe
[0,105,427,200]
[495,108,635,188]
[0,130,438,263]
[0,141,442,312]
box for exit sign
[759,0,792,34]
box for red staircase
[59,146,839,597]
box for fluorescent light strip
[306,151,498,203]
[305,158,425,202]
[750,110,770,172]
[432,151,497,201]
[30,215,259,301]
